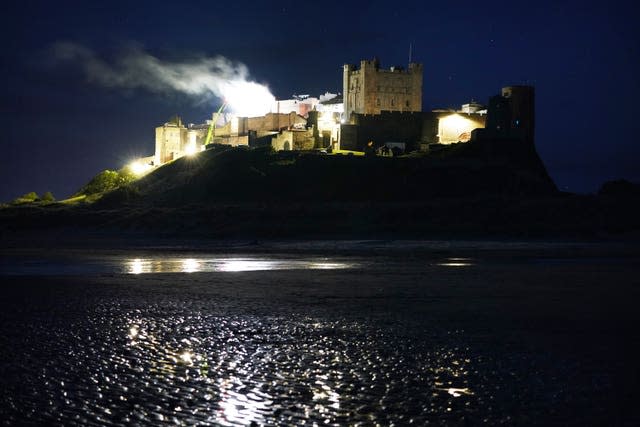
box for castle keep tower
[154,116,188,165]
[343,58,423,122]
[484,85,535,143]
[502,86,535,143]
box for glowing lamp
[438,114,476,144]
[185,143,197,156]
[129,160,151,176]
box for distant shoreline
[2,194,640,248]
[2,229,639,259]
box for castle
[343,58,423,120]
[142,58,534,169]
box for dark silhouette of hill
[598,179,640,197]
[97,140,557,208]
[2,142,639,240]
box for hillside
[2,142,639,240]
[98,140,557,207]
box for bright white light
[180,351,193,364]
[185,143,197,156]
[129,326,139,338]
[312,379,341,409]
[128,258,144,274]
[129,161,152,176]
[219,79,275,117]
[436,257,475,267]
[308,262,351,270]
[216,379,270,425]
[446,387,473,397]
[181,258,200,273]
[122,257,355,273]
[185,132,198,156]
[319,111,337,128]
[438,114,478,144]
[218,259,276,272]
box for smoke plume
[50,42,275,117]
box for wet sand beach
[1,241,639,425]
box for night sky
[1,0,638,202]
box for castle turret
[343,64,355,122]
[502,86,535,143]
[481,85,535,144]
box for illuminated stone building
[271,94,319,118]
[343,58,423,122]
[154,117,188,165]
[434,103,487,145]
[339,101,487,152]
[153,110,310,164]
[271,129,315,151]
[149,58,534,163]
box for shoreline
[2,252,639,425]
[3,231,640,255]
[2,193,640,245]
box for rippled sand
[1,247,639,425]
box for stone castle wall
[155,125,187,164]
[344,60,423,121]
[272,129,315,151]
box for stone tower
[484,85,535,143]
[154,117,188,165]
[343,58,423,122]
[502,86,535,143]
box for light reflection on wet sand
[113,313,482,426]
[1,308,488,425]
[0,253,480,276]
[2,250,635,425]
[124,255,473,274]
[124,257,356,274]
[435,257,476,267]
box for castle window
[376,98,380,106]
[406,100,410,107]
[391,99,395,106]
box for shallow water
[1,303,580,426]
[0,255,358,276]
[1,249,637,425]
[1,253,481,276]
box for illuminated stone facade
[153,112,306,165]
[343,59,423,122]
[436,111,486,144]
[339,104,488,152]
[271,129,315,151]
[149,65,532,164]
[246,112,306,132]
[154,118,188,165]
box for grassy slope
[98,141,557,207]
